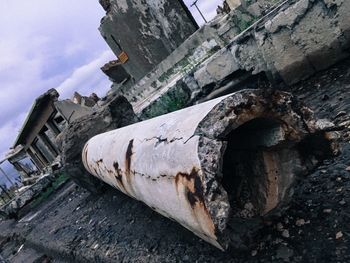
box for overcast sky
[0,0,222,162]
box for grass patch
[30,173,70,208]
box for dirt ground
[1,57,350,262]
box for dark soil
[1,58,350,263]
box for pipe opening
[222,117,298,220]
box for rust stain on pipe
[82,89,338,250]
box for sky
[0,0,222,174]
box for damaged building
[5,89,97,183]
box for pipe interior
[222,118,297,219]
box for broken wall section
[99,0,198,82]
[110,0,279,110]
[134,0,350,119]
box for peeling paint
[82,89,338,250]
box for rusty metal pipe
[82,89,337,250]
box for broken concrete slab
[236,0,350,84]
[101,60,130,84]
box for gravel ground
[1,58,350,263]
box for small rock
[93,243,99,250]
[339,200,346,206]
[320,169,327,174]
[346,166,350,172]
[339,120,350,128]
[296,219,306,227]
[335,111,347,119]
[336,232,343,240]
[282,230,290,238]
[322,94,330,101]
[276,246,294,261]
[323,209,332,214]
[251,250,258,257]
[277,222,284,232]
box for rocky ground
[1,57,350,262]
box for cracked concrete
[82,89,338,250]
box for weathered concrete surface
[232,0,350,84]
[54,100,94,124]
[129,0,350,121]
[60,95,139,192]
[101,60,130,84]
[193,0,350,88]
[99,0,198,82]
[111,0,278,112]
[83,89,338,250]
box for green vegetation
[141,84,191,119]
[30,173,70,208]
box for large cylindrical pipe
[82,89,337,250]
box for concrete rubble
[0,173,61,219]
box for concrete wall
[99,0,198,82]
[133,0,350,119]
[109,0,279,109]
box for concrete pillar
[30,144,49,167]
[226,0,241,10]
[35,137,55,163]
[46,120,60,136]
[27,148,44,171]
[38,132,59,157]
[12,162,29,179]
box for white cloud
[0,0,112,160]
[56,50,115,99]
[0,113,27,159]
